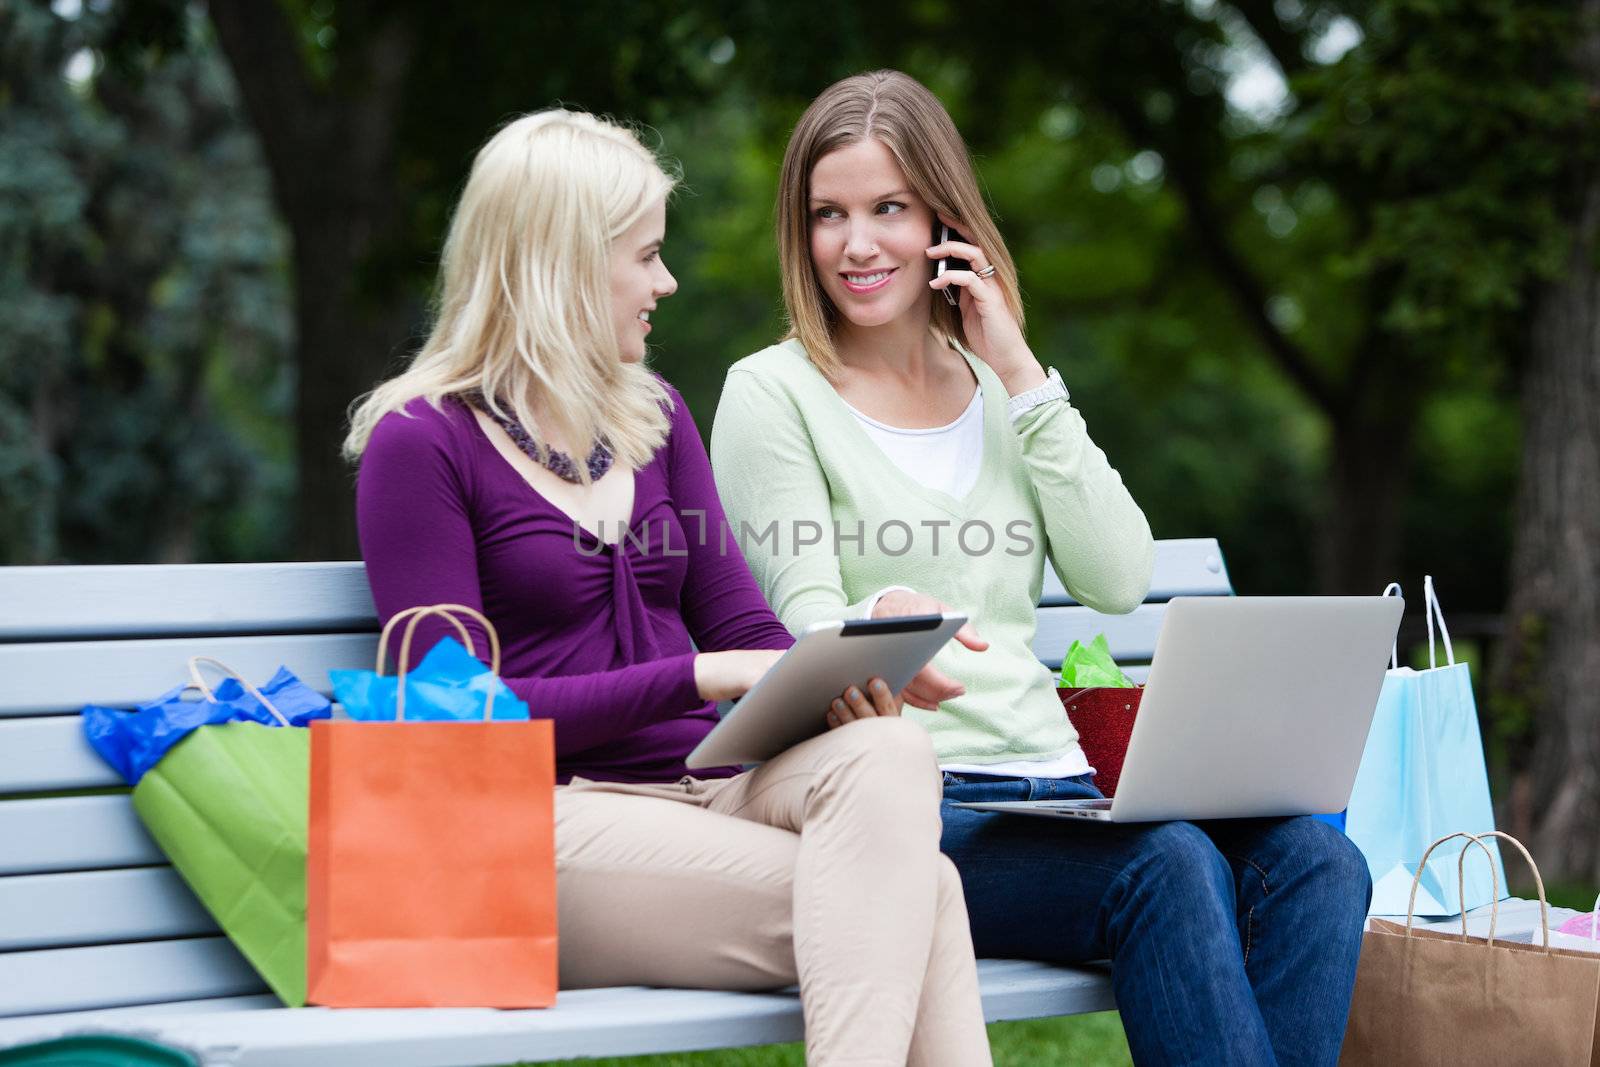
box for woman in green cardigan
[710,69,1372,1067]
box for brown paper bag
[1340,831,1600,1065]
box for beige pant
[555,716,992,1067]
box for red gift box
[1058,686,1143,796]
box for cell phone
[934,223,972,307]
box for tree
[0,1,291,564]
[203,0,747,559]
[880,1,1578,595]
[1491,0,1600,882]
[89,0,1574,609]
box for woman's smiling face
[808,138,936,331]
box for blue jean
[941,773,1371,1067]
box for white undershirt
[845,385,1094,782]
[844,386,985,501]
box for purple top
[355,381,795,784]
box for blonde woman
[345,110,991,1066]
[711,72,1371,1067]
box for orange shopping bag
[307,605,557,1007]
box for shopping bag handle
[186,656,290,727]
[1470,831,1549,950]
[1423,574,1455,669]
[1380,582,1402,669]
[386,604,503,721]
[1406,832,1499,939]
[1407,830,1551,952]
[1058,687,1140,709]
[377,606,477,673]
[396,604,501,681]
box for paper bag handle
[1405,831,1498,938]
[377,606,477,673]
[384,604,503,721]
[1471,831,1549,950]
[186,656,290,727]
[1406,831,1551,952]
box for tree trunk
[290,229,417,561]
[1492,1,1600,880]
[208,1,418,561]
[1315,377,1423,595]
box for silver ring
[976,265,997,279]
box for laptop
[687,613,968,769]
[953,596,1403,823]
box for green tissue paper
[1058,633,1135,689]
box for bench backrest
[0,538,1230,1017]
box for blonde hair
[776,70,1025,380]
[344,109,677,474]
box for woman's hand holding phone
[926,214,1048,397]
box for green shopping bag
[127,659,314,1006]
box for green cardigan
[709,338,1156,766]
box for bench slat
[0,633,379,718]
[0,562,375,641]
[0,717,125,793]
[1041,537,1229,606]
[0,961,1113,1065]
[0,938,265,1017]
[0,544,1224,643]
[1032,603,1166,668]
[0,994,280,1022]
[0,868,214,951]
[0,796,159,875]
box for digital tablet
[686,613,967,769]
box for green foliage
[3,0,1590,609]
[1533,881,1600,914]
[0,2,291,563]
[1289,0,1586,357]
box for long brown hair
[776,70,1024,379]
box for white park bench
[0,539,1231,1064]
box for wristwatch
[1006,366,1069,423]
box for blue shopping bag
[1344,578,1505,917]
[329,603,529,721]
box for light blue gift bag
[1344,577,1506,917]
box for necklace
[473,393,614,485]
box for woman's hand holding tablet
[686,613,970,769]
[695,649,901,726]
[872,590,989,710]
[826,678,903,728]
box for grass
[531,1012,1133,1066]
[1520,880,1600,913]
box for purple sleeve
[355,402,703,755]
[663,386,796,653]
